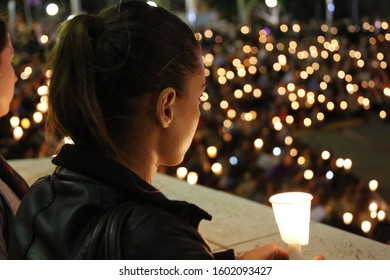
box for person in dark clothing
[9,1,290,260]
[0,17,29,259]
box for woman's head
[0,17,17,117]
[47,0,204,165]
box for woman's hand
[237,243,326,260]
[238,243,289,260]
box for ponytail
[47,14,116,155]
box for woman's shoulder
[120,203,213,259]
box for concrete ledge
[9,158,390,260]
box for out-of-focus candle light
[265,0,278,8]
[343,212,353,225]
[274,121,283,130]
[46,3,59,16]
[20,72,29,80]
[211,162,223,176]
[344,158,352,170]
[10,116,20,128]
[243,45,251,53]
[340,101,348,110]
[37,85,48,96]
[223,119,233,129]
[176,167,188,179]
[369,180,378,191]
[226,71,235,80]
[200,92,208,102]
[300,71,308,79]
[369,202,378,212]
[241,25,250,34]
[273,147,282,156]
[280,24,288,33]
[229,156,238,166]
[227,109,236,119]
[243,84,252,93]
[284,136,293,146]
[40,35,49,44]
[320,81,328,90]
[248,65,257,74]
[321,150,331,160]
[292,24,301,33]
[291,101,299,110]
[254,138,264,150]
[303,169,314,180]
[297,89,306,98]
[207,146,218,158]
[37,102,48,113]
[33,112,43,123]
[273,63,282,71]
[361,221,371,233]
[317,112,325,122]
[234,89,244,99]
[13,126,23,141]
[265,43,274,51]
[278,54,287,65]
[253,88,262,98]
[204,29,213,38]
[297,156,305,165]
[303,118,312,127]
[318,94,326,103]
[278,86,286,95]
[24,66,32,75]
[378,210,386,221]
[286,115,294,124]
[327,102,335,111]
[336,158,344,168]
[338,70,345,79]
[202,102,211,111]
[21,118,31,129]
[220,100,229,110]
[218,76,227,85]
[187,172,198,185]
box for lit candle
[269,192,313,260]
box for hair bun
[89,15,105,39]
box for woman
[9,1,290,259]
[0,17,29,259]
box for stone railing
[9,158,390,260]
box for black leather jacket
[9,145,233,260]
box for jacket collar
[52,144,212,227]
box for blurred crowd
[1,13,390,244]
[166,18,390,244]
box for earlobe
[156,87,176,128]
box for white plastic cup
[269,192,313,246]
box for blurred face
[160,64,206,166]
[0,34,16,117]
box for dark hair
[0,17,7,57]
[47,1,202,163]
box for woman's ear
[156,87,176,128]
